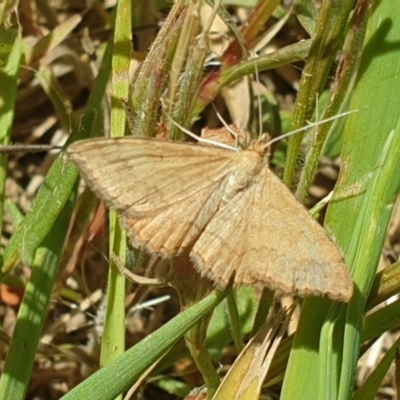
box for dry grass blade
[211,306,294,400]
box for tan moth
[67,131,353,302]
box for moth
[67,134,353,302]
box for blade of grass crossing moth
[60,290,227,400]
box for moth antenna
[263,110,358,150]
[211,103,239,149]
[161,97,237,151]
[167,115,239,152]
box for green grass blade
[353,335,400,400]
[363,298,400,343]
[60,290,227,400]
[0,17,20,242]
[281,297,332,400]
[282,2,400,398]
[284,0,355,187]
[0,183,77,399]
[295,0,369,203]
[330,2,400,397]
[3,39,112,266]
[339,122,400,399]
[3,125,83,266]
[99,0,131,371]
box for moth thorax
[221,151,263,204]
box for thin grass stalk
[295,0,371,203]
[98,0,131,371]
[283,0,355,188]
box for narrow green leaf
[353,335,400,400]
[0,183,77,399]
[3,40,113,266]
[0,18,20,241]
[340,124,400,399]
[284,0,355,187]
[99,0,131,370]
[282,2,400,398]
[61,290,226,400]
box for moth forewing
[67,135,353,302]
[68,137,234,255]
